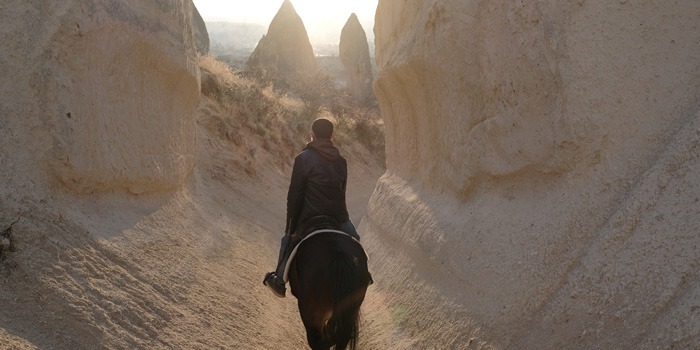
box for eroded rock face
[0,0,200,195]
[193,5,210,56]
[246,0,316,80]
[367,1,700,348]
[339,13,373,100]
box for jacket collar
[305,139,340,161]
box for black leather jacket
[285,140,349,236]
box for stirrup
[262,272,275,286]
[263,272,286,298]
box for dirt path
[0,107,405,349]
[173,123,399,349]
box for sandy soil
[0,100,406,349]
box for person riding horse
[264,118,360,298]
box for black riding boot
[263,234,300,298]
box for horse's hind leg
[299,303,331,350]
[335,340,348,350]
[303,326,321,350]
[304,326,331,350]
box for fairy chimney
[339,13,373,100]
[246,0,316,81]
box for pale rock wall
[366,0,700,348]
[339,13,373,100]
[0,0,200,195]
[193,5,210,56]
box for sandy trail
[0,104,404,349]
[167,112,401,349]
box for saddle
[282,228,357,283]
[282,215,367,283]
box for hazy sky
[193,0,378,43]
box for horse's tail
[329,252,361,350]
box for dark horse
[288,231,371,350]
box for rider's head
[311,118,334,140]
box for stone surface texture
[365,0,700,348]
[193,4,210,55]
[0,0,200,195]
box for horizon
[193,0,378,45]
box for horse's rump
[289,232,370,350]
[283,229,367,283]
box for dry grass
[198,55,385,168]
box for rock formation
[192,5,210,56]
[366,1,700,348]
[246,0,316,81]
[339,13,373,100]
[0,0,200,195]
